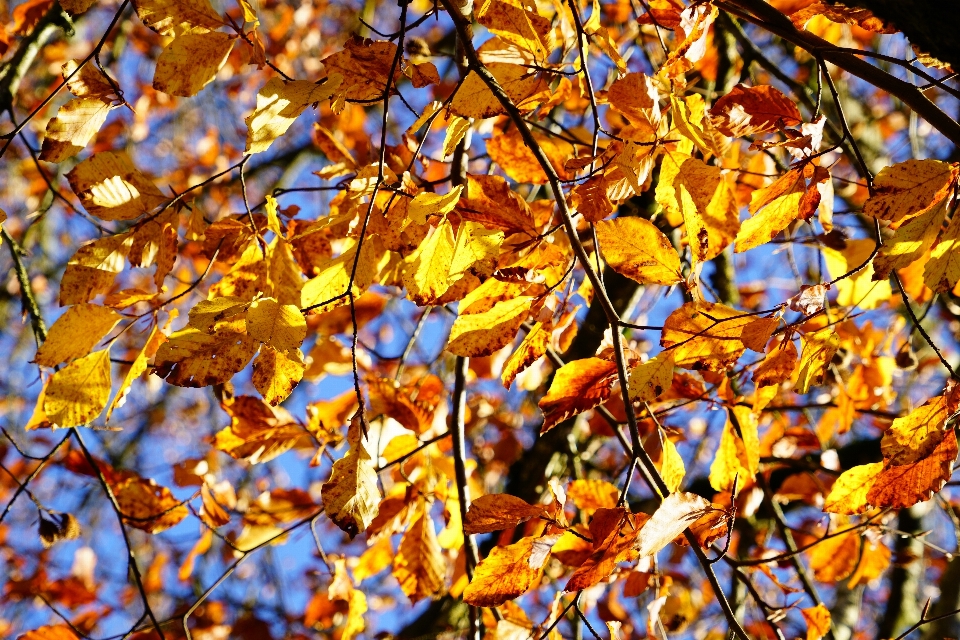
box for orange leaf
[464,494,547,534]
[710,85,802,137]
[539,357,619,432]
[464,534,558,606]
[868,429,958,509]
[661,302,750,372]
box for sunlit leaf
[44,349,112,427]
[322,416,381,538]
[34,304,120,368]
[596,217,683,285]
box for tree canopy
[2,0,960,638]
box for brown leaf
[464,494,547,534]
[635,492,713,558]
[393,501,445,602]
[710,85,802,137]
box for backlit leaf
[393,501,445,602]
[251,346,305,406]
[709,84,802,137]
[539,357,619,432]
[34,304,120,368]
[823,462,882,514]
[447,296,533,358]
[660,302,750,371]
[44,349,112,427]
[464,534,558,606]
[322,416,381,538]
[464,493,546,534]
[153,32,234,97]
[67,151,167,221]
[796,329,840,393]
[596,217,683,285]
[822,238,891,309]
[246,297,307,351]
[214,395,306,463]
[628,351,675,402]
[862,159,957,224]
[39,98,113,163]
[923,204,960,292]
[868,429,958,509]
[245,77,344,154]
[153,323,259,387]
[636,492,712,558]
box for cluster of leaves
[1,0,960,638]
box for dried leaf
[393,501,445,602]
[214,395,305,463]
[464,494,546,534]
[153,324,259,387]
[710,84,802,137]
[322,417,381,538]
[862,159,957,224]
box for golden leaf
[539,357,619,432]
[465,535,558,606]
[862,159,957,224]
[881,396,948,465]
[502,319,551,389]
[801,604,832,640]
[923,204,960,292]
[457,173,537,237]
[67,151,167,221]
[628,351,675,402]
[596,217,683,285]
[873,198,945,280]
[568,479,620,512]
[868,429,958,509]
[807,528,860,582]
[476,0,551,59]
[449,63,544,119]
[133,0,225,36]
[34,304,120,368]
[734,170,805,252]
[709,84,802,137]
[106,323,166,421]
[245,77,343,154]
[393,501,445,602]
[709,408,760,492]
[740,316,778,352]
[660,436,686,493]
[464,493,546,534]
[246,297,307,351]
[823,463,882,515]
[188,296,249,332]
[321,417,381,538]
[846,538,890,588]
[402,218,456,304]
[252,346,305,406]
[44,349,112,428]
[796,329,840,393]
[486,126,573,185]
[822,238,891,309]
[660,302,750,372]
[39,98,113,163]
[752,338,798,388]
[17,626,80,640]
[59,233,132,305]
[153,324,259,387]
[447,296,533,358]
[153,32,235,97]
[214,395,306,463]
[407,186,463,226]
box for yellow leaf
[796,329,840,393]
[628,351,675,402]
[660,302,750,372]
[862,158,957,224]
[153,32,234,97]
[464,534,557,606]
[236,0,258,23]
[60,232,132,305]
[881,396,948,465]
[301,239,380,312]
[67,151,167,221]
[251,345,305,406]
[106,323,166,421]
[450,63,545,120]
[39,98,113,163]
[823,462,882,514]
[402,218,456,304]
[539,357,619,432]
[133,0,225,36]
[636,492,712,557]
[153,324,259,387]
[245,76,343,154]
[441,116,471,158]
[752,339,798,388]
[464,493,547,534]
[734,170,805,252]
[246,297,306,351]
[34,304,120,368]
[657,153,739,262]
[476,0,551,59]
[214,395,305,463]
[596,217,683,285]
[322,416,381,538]
[407,186,463,226]
[708,407,759,492]
[801,604,832,640]
[188,296,249,332]
[924,204,960,292]
[393,501,445,602]
[44,349,112,428]
[661,436,685,493]
[873,198,945,279]
[447,296,533,358]
[807,528,860,582]
[568,478,619,511]
[502,319,551,389]
[354,535,393,582]
[822,238,891,309]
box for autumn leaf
[734,168,805,252]
[153,32,235,97]
[322,416,381,538]
[44,349,112,428]
[502,319,551,388]
[106,323,166,421]
[34,304,120,368]
[450,61,544,119]
[321,37,399,102]
[752,339,798,388]
[214,395,306,463]
[862,159,957,224]
[873,198,946,280]
[246,297,307,350]
[153,323,259,387]
[880,396,949,465]
[393,501,445,602]
[636,492,712,558]
[565,508,642,591]
[801,604,832,640]
[807,527,860,582]
[822,239,891,310]
[113,472,189,534]
[568,479,620,512]
[476,0,551,60]
[539,357,619,432]
[709,407,760,492]
[595,217,683,285]
[709,84,802,137]
[868,429,958,509]
[464,493,547,534]
[796,329,840,393]
[823,462,882,515]
[660,302,750,371]
[923,204,960,292]
[245,77,344,154]
[17,626,80,640]
[627,351,675,402]
[464,534,558,606]
[447,296,533,357]
[67,151,167,221]
[40,98,114,163]
[251,346,305,406]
